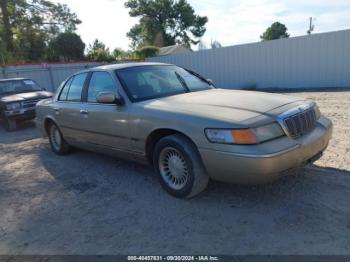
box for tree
[0,0,14,51]
[48,32,85,61]
[136,45,159,59]
[0,33,7,64]
[86,39,114,62]
[89,39,107,51]
[125,0,208,48]
[16,25,47,62]
[210,39,222,49]
[112,48,123,58]
[0,0,81,62]
[260,22,290,41]
[113,47,129,60]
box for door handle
[80,109,89,115]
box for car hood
[143,89,305,123]
[0,91,53,103]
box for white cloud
[191,0,350,49]
[54,0,137,50]
[54,0,350,50]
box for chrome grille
[283,108,317,138]
[22,99,40,108]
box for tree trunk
[0,0,14,52]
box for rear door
[81,71,131,151]
[54,72,89,143]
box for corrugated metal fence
[0,62,102,91]
[147,29,350,89]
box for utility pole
[307,17,315,35]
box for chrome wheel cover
[159,147,189,190]
[50,125,62,151]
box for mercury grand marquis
[36,63,332,198]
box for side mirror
[96,92,124,105]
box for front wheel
[48,122,71,155]
[153,134,209,198]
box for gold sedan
[36,63,332,198]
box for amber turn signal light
[231,129,258,144]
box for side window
[87,72,117,103]
[67,73,88,102]
[58,77,73,101]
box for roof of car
[0,78,30,82]
[93,62,172,71]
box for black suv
[0,78,52,131]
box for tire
[4,117,17,132]
[153,134,209,198]
[48,122,71,155]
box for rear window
[58,78,73,101]
[67,73,87,102]
[58,73,87,102]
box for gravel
[0,91,349,255]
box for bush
[136,46,159,59]
[86,48,115,62]
[48,32,85,61]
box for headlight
[314,105,321,119]
[205,123,285,145]
[6,102,22,110]
[251,123,285,143]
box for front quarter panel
[35,98,57,136]
[128,102,248,154]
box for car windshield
[0,79,42,95]
[116,65,214,102]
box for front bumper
[198,116,333,184]
[4,107,36,121]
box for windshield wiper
[185,68,215,87]
[174,72,190,92]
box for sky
[54,0,350,51]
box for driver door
[81,71,131,151]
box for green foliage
[0,0,81,63]
[0,33,21,64]
[89,39,106,50]
[86,39,141,62]
[86,39,115,62]
[112,47,135,60]
[112,48,124,59]
[15,25,47,62]
[86,49,113,62]
[136,45,159,59]
[260,22,290,41]
[125,0,208,48]
[48,32,85,61]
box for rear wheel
[48,122,70,155]
[153,134,209,198]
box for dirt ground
[0,91,349,255]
